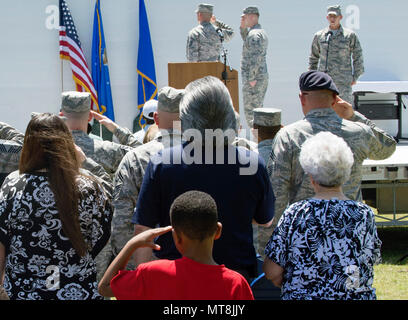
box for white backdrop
[1,0,407,133]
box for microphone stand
[324,32,333,73]
[219,36,231,85]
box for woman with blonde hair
[0,113,112,300]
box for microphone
[326,31,333,42]
[216,28,224,41]
[324,31,333,73]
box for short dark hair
[170,191,218,242]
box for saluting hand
[90,110,118,133]
[127,226,173,251]
[240,14,246,28]
[332,96,354,120]
[98,225,172,298]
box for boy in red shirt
[98,190,254,300]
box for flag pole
[60,59,64,93]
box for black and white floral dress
[0,172,112,300]
[265,198,382,300]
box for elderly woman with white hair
[263,131,382,300]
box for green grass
[373,226,408,300]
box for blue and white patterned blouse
[265,198,382,300]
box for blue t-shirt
[132,142,275,274]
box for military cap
[253,108,281,127]
[31,112,67,122]
[31,112,42,119]
[243,6,259,15]
[299,70,339,95]
[327,5,342,16]
[61,91,91,113]
[157,87,185,113]
[142,99,158,121]
[195,3,214,14]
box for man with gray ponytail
[132,76,275,281]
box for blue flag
[92,0,115,121]
[136,0,157,129]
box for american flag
[59,0,99,111]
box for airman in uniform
[0,121,24,144]
[111,86,184,269]
[240,6,269,128]
[186,3,234,62]
[309,5,364,104]
[267,71,396,233]
[253,108,282,164]
[252,107,282,257]
[0,122,24,185]
[0,140,22,186]
[60,91,134,180]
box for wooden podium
[168,62,239,112]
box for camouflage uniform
[0,123,23,186]
[111,129,183,269]
[0,140,22,186]
[240,24,269,127]
[186,20,234,62]
[60,91,134,179]
[254,138,275,257]
[71,130,132,179]
[253,107,281,165]
[252,107,281,257]
[309,25,364,104]
[111,85,185,269]
[81,157,113,199]
[0,122,24,144]
[256,139,273,168]
[113,126,143,148]
[267,108,396,232]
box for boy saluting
[98,191,254,300]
